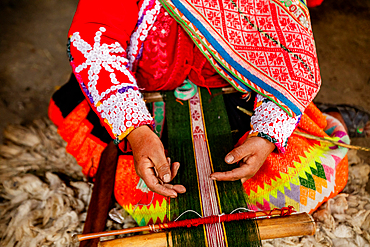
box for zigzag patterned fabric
[243,112,349,213]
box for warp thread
[148,206,295,231]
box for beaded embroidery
[250,94,301,153]
[127,0,162,70]
[70,28,135,102]
[69,27,153,140]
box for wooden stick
[97,213,315,247]
[237,106,254,116]
[293,131,370,151]
[257,212,315,240]
[79,141,119,247]
[237,106,370,151]
[99,232,170,247]
[76,208,293,242]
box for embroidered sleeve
[249,94,301,153]
[67,0,155,144]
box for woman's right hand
[127,125,186,198]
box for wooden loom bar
[79,142,119,247]
[77,208,294,242]
[98,213,315,247]
[257,212,315,240]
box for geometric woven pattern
[114,155,168,226]
[244,114,349,214]
[160,0,321,116]
[111,107,349,222]
[49,80,349,223]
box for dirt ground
[0,0,369,160]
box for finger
[164,184,186,194]
[225,144,252,164]
[152,184,179,198]
[151,153,172,183]
[143,171,179,197]
[137,165,178,197]
[210,165,257,181]
[173,184,186,194]
[170,162,180,180]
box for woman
[49,0,368,226]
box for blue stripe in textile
[214,60,251,92]
[170,0,302,115]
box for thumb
[152,153,172,183]
[225,144,251,164]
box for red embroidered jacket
[68,0,300,151]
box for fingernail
[170,194,177,198]
[163,174,171,183]
[225,154,234,163]
[210,176,217,181]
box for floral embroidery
[277,0,311,29]
[192,110,201,121]
[250,94,301,152]
[70,28,135,103]
[69,27,153,140]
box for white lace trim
[251,94,300,150]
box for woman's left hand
[210,136,275,182]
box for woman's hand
[127,125,186,198]
[210,136,275,183]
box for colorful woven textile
[166,88,260,247]
[243,108,349,214]
[48,76,348,226]
[159,0,321,117]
